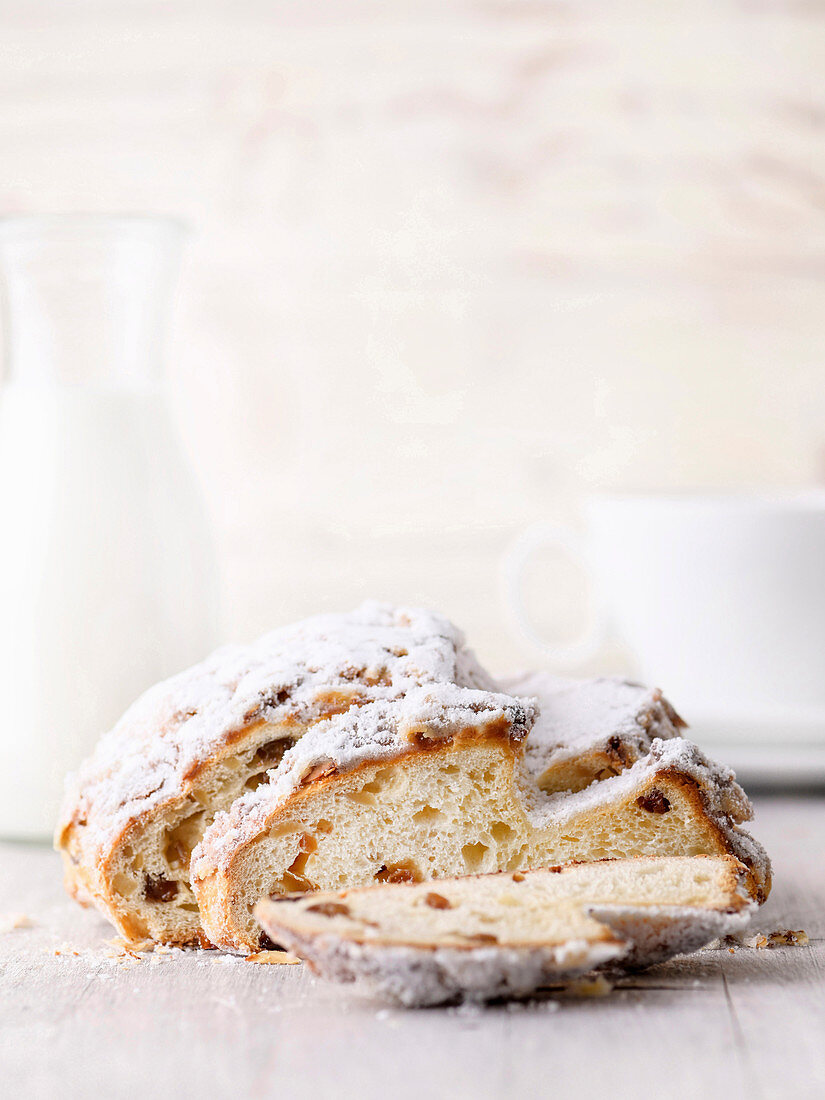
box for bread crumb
[745,934,769,949]
[107,936,155,954]
[707,928,809,952]
[767,929,809,947]
[743,929,809,949]
[103,938,150,965]
[246,950,302,965]
[566,974,613,998]
[0,912,32,933]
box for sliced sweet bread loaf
[255,855,755,1006]
[192,687,770,953]
[506,672,686,794]
[55,603,496,946]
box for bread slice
[255,855,755,1005]
[193,690,770,954]
[55,603,496,946]
[507,672,686,794]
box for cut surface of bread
[193,693,770,953]
[55,602,497,946]
[506,672,686,794]
[255,856,755,1005]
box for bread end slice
[255,855,754,1006]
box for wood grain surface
[1,795,823,1099]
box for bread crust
[642,767,768,902]
[508,673,687,794]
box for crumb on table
[0,912,32,933]
[246,950,302,965]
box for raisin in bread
[55,603,495,946]
[193,687,770,953]
[255,855,755,1006]
[506,672,686,794]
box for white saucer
[686,713,825,787]
[698,743,825,787]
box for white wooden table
[2,796,823,1100]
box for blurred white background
[2,0,824,673]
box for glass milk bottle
[0,215,219,839]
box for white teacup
[504,492,825,746]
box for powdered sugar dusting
[518,735,770,894]
[59,602,495,863]
[520,736,747,826]
[317,938,624,1007]
[504,672,683,781]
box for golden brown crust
[537,743,634,795]
[641,768,771,903]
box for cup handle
[502,521,609,668]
